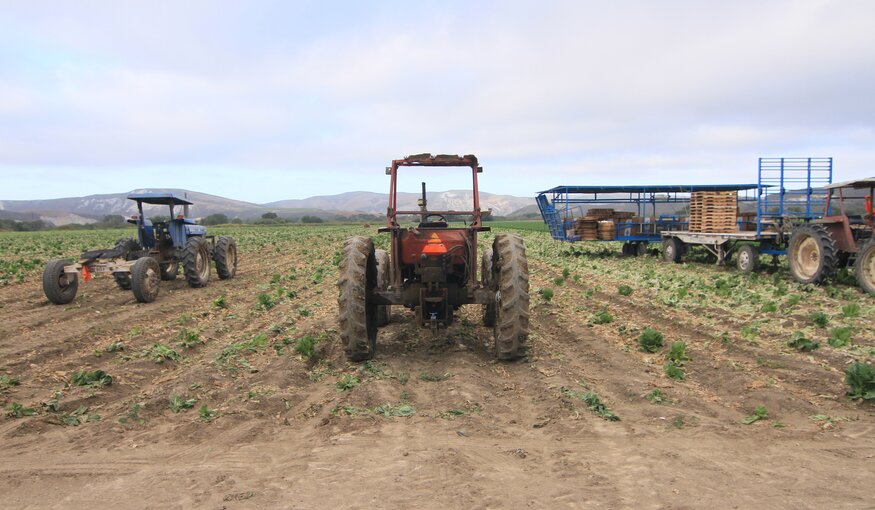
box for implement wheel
[183,236,211,288]
[213,236,238,280]
[788,225,838,284]
[131,257,160,303]
[855,241,875,295]
[662,237,684,263]
[375,248,391,326]
[337,236,378,361]
[43,259,78,305]
[492,234,529,360]
[736,245,760,274]
[160,261,179,281]
[113,237,139,289]
[481,248,496,327]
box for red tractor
[337,154,530,361]
[787,177,875,294]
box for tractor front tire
[131,257,160,303]
[375,249,390,326]
[337,236,378,361]
[736,245,760,274]
[43,259,78,305]
[214,236,238,280]
[481,248,496,327]
[183,237,211,288]
[492,234,529,361]
[855,240,875,295]
[788,225,838,284]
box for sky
[1,0,874,203]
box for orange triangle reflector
[422,233,447,254]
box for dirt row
[0,228,873,509]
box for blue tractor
[42,192,238,304]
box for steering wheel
[423,213,448,223]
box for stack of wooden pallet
[572,218,599,240]
[597,220,615,240]
[689,191,737,233]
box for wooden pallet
[689,191,738,233]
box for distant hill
[0,189,536,226]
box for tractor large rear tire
[183,237,211,288]
[43,259,78,305]
[113,238,139,290]
[214,236,238,280]
[481,248,496,327]
[855,240,875,295]
[337,236,378,361]
[492,234,529,361]
[131,257,160,303]
[788,225,838,284]
[375,249,390,326]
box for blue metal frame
[756,157,832,237]
[536,184,758,243]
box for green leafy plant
[538,288,554,302]
[637,327,664,353]
[61,405,95,426]
[336,374,360,391]
[787,332,819,352]
[742,405,768,424]
[761,301,778,313]
[118,403,144,425]
[256,293,276,311]
[294,334,318,360]
[842,303,861,318]
[590,309,613,325]
[645,388,666,404]
[71,369,113,387]
[808,311,829,328]
[143,343,181,363]
[827,327,852,348]
[212,295,227,309]
[844,363,875,400]
[104,341,124,353]
[667,342,689,365]
[0,375,20,390]
[784,294,801,308]
[664,362,685,380]
[7,402,37,418]
[618,284,633,297]
[198,404,218,422]
[177,329,203,348]
[418,372,450,382]
[374,403,416,417]
[168,394,197,413]
[560,387,620,421]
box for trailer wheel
[113,272,132,290]
[213,236,238,280]
[635,242,649,257]
[43,259,78,305]
[493,234,529,361]
[112,238,139,289]
[788,225,837,284]
[160,261,178,281]
[337,236,378,361]
[183,236,211,288]
[621,242,633,256]
[855,241,875,295]
[662,238,684,263]
[375,248,391,326]
[131,257,160,303]
[481,248,496,327]
[736,245,760,273]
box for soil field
[0,225,873,509]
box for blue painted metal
[756,157,832,237]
